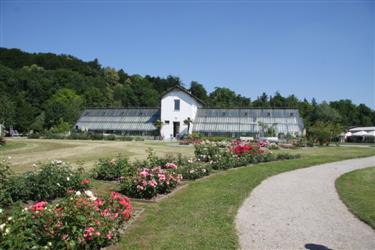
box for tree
[208,87,238,108]
[183,117,193,134]
[0,95,15,128]
[44,88,83,128]
[189,81,208,102]
[30,112,45,132]
[153,119,163,137]
[270,91,286,107]
[253,92,270,107]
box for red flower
[31,201,48,211]
[81,179,91,185]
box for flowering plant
[0,191,132,249]
[2,160,90,206]
[120,166,182,199]
[91,156,136,181]
[177,162,211,180]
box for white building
[75,85,304,140]
[160,86,204,140]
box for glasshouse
[75,86,304,140]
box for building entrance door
[173,122,180,138]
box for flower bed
[177,162,212,180]
[0,160,90,207]
[194,140,299,170]
[91,157,136,181]
[0,191,132,249]
[120,165,182,199]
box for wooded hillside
[0,47,374,133]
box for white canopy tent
[351,131,368,136]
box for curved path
[236,156,375,250]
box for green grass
[117,147,375,249]
[336,166,375,229]
[0,140,29,151]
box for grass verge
[336,166,375,229]
[117,147,375,249]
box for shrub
[3,161,90,206]
[0,137,6,146]
[120,166,182,199]
[268,143,279,150]
[194,143,226,162]
[27,133,40,139]
[91,157,137,181]
[177,162,211,180]
[276,153,301,160]
[90,133,104,140]
[105,135,116,141]
[0,191,132,250]
[119,136,133,141]
[0,159,13,206]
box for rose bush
[120,165,182,199]
[91,156,137,181]
[177,162,212,180]
[2,160,89,206]
[0,191,132,249]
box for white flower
[48,242,52,246]
[75,191,81,196]
[7,217,12,221]
[84,190,97,201]
[202,169,206,173]
[66,177,70,181]
[7,156,11,160]
[0,223,6,231]
[57,183,61,187]
[32,163,37,167]
[22,207,28,212]
[0,208,3,214]
[4,228,10,235]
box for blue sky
[1,0,374,108]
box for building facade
[75,86,304,140]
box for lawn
[114,147,375,250]
[0,138,194,173]
[336,166,375,229]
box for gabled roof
[161,85,205,106]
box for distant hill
[0,47,373,132]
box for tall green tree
[44,88,83,127]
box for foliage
[308,122,344,146]
[91,157,137,181]
[2,161,89,206]
[0,191,132,249]
[0,48,374,134]
[49,118,71,134]
[177,162,212,180]
[0,159,13,206]
[0,137,6,146]
[120,166,182,199]
[194,143,226,162]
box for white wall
[160,89,202,140]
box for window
[290,112,294,117]
[165,120,170,124]
[174,99,180,111]
[267,112,271,117]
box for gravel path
[236,156,375,250]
